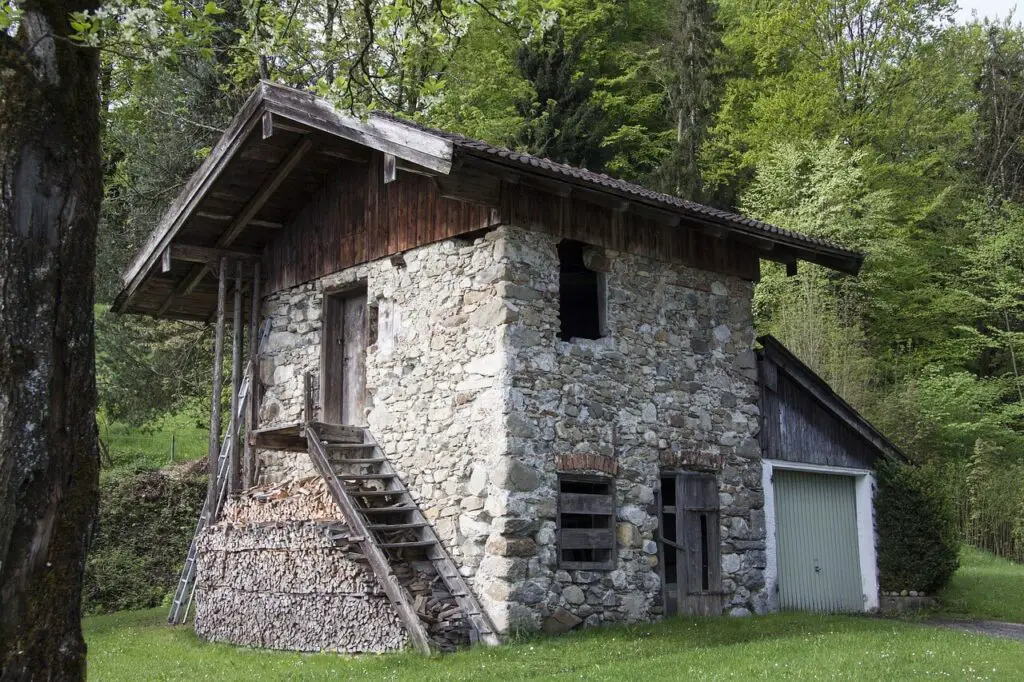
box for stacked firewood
[221,476,338,523]
[394,560,470,651]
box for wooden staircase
[304,421,501,654]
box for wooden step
[379,540,437,549]
[359,505,416,513]
[348,489,405,497]
[367,522,430,531]
[336,473,396,481]
[329,457,385,464]
[324,443,374,450]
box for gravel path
[925,618,1024,641]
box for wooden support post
[207,257,228,510]
[304,371,314,426]
[229,260,243,493]
[243,261,261,488]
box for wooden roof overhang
[112,81,454,321]
[115,82,864,322]
[757,335,907,463]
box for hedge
[875,459,959,594]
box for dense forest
[86,0,1023,560]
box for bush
[875,460,960,593]
[83,462,206,614]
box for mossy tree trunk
[0,1,102,679]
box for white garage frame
[761,459,879,612]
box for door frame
[320,282,368,425]
[762,459,879,613]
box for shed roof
[114,81,864,320]
[757,335,906,463]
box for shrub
[875,459,959,593]
[83,462,206,614]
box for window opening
[557,474,615,570]
[558,240,604,341]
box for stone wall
[256,231,511,617]
[254,224,766,636]
[474,226,766,631]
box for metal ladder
[305,422,501,653]
[167,321,270,625]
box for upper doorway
[321,286,368,426]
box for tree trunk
[0,2,102,679]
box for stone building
[114,82,888,653]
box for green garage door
[774,470,863,612]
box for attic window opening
[557,475,615,570]
[558,240,605,342]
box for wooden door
[321,288,368,426]
[659,472,722,616]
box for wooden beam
[207,257,228,512]
[229,261,243,493]
[170,243,261,264]
[243,261,261,488]
[262,111,274,139]
[383,153,397,184]
[161,247,172,273]
[157,136,310,316]
[115,89,265,312]
[219,136,312,247]
[195,211,283,229]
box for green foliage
[84,607,1024,680]
[95,305,213,428]
[99,415,208,474]
[83,464,206,615]
[875,460,960,593]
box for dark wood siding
[502,185,759,281]
[264,153,499,292]
[264,159,760,294]
[759,355,878,469]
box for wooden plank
[206,258,227,511]
[559,493,614,515]
[312,421,364,444]
[261,81,453,174]
[170,243,261,264]
[558,528,616,550]
[243,261,261,488]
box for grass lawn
[939,546,1024,623]
[99,412,207,476]
[85,607,1024,681]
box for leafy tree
[652,0,723,200]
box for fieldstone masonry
[254,223,768,638]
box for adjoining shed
[757,335,905,614]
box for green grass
[939,546,1024,623]
[85,607,1024,681]
[100,412,207,476]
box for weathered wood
[304,427,435,655]
[170,243,261,264]
[559,493,614,515]
[117,90,265,311]
[229,261,243,493]
[260,81,453,174]
[558,529,616,549]
[243,261,261,488]
[207,258,228,510]
[758,335,903,467]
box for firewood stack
[193,476,470,653]
[194,478,407,653]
